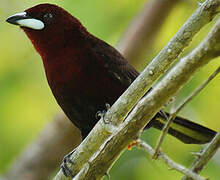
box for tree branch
[182,131,220,180]
[69,16,220,180]
[4,1,180,179]
[153,66,220,159]
[106,0,220,128]
[54,1,220,179]
[137,140,206,180]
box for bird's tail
[146,112,216,144]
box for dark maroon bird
[6,3,216,143]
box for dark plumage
[6,3,216,143]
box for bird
[6,3,216,145]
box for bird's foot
[95,103,111,120]
[95,110,106,120]
[61,149,76,178]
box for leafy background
[0,0,219,179]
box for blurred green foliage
[0,0,219,179]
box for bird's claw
[105,103,111,111]
[61,149,76,178]
[95,110,107,119]
[95,103,111,120]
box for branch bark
[4,0,181,179]
[53,0,220,179]
[72,16,220,180]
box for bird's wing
[89,37,139,88]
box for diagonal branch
[3,1,180,179]
[137,140,206,180]
[70,16,220,180]
[153,66,220,159]
[106,0,220,128]
[182,131,220,180]
[53,1,220,179]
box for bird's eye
[43,13,53,20]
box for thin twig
[153,66,220,159]
[137,140,207,180]
[182,131,220,180]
